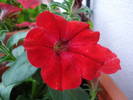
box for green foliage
[0,0,91,31]
[50,0,91,21]
[0,41,16,64]
[78,7,92,14]
[0,31,27,64]
[6,31,27,49]
[0,46,38,100]
[2,46,38,86]
[0,18,19,32]
[0,30,8,41]
[87,20,94,29]
[0,0,48,32]
[0,0,19,6]
[0,83,14,100]
[50,2,68,11]
[18,7,42,23]
[48,87,89,100]
[50,0,76,20]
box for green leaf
[0,30,8,41]
[78,7,92,14]
[2,52,38,86]
[50,2,68,11]
[0,56,11,64]
[87,20,94,29]
[0,41,16,62]
[12,46,24,58]
[48,87,89,100]
[6,31,28,49]
[51,11,65,17]
[16,95,30,100]
[0,83,14,100]
[6,46,25,67]
[0,41,11,55]
[64,0,72,9]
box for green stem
[31,79,37,99]
[66,0,75,20]
[0,41,16,61]
[0,56,9,63]
[26,78,38,99]
[70,0,75,16]
[0,21,9,31]
[47,0,52,12]
[89,79,100,100]
[90,89,97,100]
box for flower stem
[70,0,75,16]
[26,78,38,99]
[89,78,100,100]
[90,89,97,100]
[0,41,16,61]
[67,0,75,20]
[0,21,9,31]
[31,79,37,99]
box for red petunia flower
[17,0,41,9]
[23,11,121,90]
[0,2,22,21]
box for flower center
[54,41,68,54]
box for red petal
[24,28,57,47]
[101,55,121,74]
[0,2,21,20]
[23,28,56,68]
[37,11,67,39]
[17,0,41,9]
[85,45,120,64]
[16,22,36,28]
[41,52,81,90]
[25,47,54,68]
[72,53,101,80]
[62,21,89,41]
[0,3,22,12]
[70,43,121,74]
[60,52,82,90]
[70,29,100,46]
[41,54,62,90]
[69,29,100,63]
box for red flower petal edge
[16,22,36,28]
[0,2,22,20]
[23,11,121,91]
[17,0,41,9]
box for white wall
[93,0,133,99]
[54,0,86,5]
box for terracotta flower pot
[98,74,128,100]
